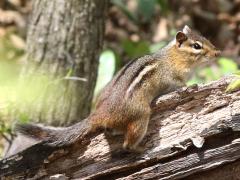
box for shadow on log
[1,76,240,179]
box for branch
[1,76,240,179]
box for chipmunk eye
[192,43,202,50]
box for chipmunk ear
[183,25,191,34]
[176,31,188,46]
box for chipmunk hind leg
[123,117,149,153]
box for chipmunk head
[174,25,220,65]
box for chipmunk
[17,25,220,152]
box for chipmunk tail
[16,118,91,147]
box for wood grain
[1,76,240,179]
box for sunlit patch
[0,61,87,127]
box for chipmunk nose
[214,50,221,57]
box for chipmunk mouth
[200,56,214,64]
[206,50,221,59]
[205,50,220,60]
[214,50,221,57]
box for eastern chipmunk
[17,25,220,152]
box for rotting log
[1,76,240,179]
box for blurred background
[0,0,239,156]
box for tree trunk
[20,0,108,126]
[1,76,240,179]
[3,0,108,158]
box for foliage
[122,40,150,58]
[226,78,240,93]
[226,72,240,93]
[94,50,116,96]
[0,31,25,156]
[0,0,240,157]
[111,0,169,24]
[188,58,238,85]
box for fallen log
[1,76,240,179]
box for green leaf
[234,71,240,77]
[203,67,221,80]
[18,113,30,124]
[111,0,138,24]
[149,42,166,53]
[137,0,156,22]
[0,120,12,134]
[66,68,73,77]
[122,40,150,58]
[157,0,169,14]
[218,57,238,74]
[226,79,240,93]
[94,50,116,95]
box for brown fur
[17,26,220,152]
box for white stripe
[126,64,156,97]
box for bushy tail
[16,118,91,147]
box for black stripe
[126,60,156,89]
[128,67,157,97]
[95,58,140,108]
[112,58,137,86]
[111,55,156,93]
[127,62,150,88]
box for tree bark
[3,0,108,159]
[1,76,240,179]
[19,0,108,126]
